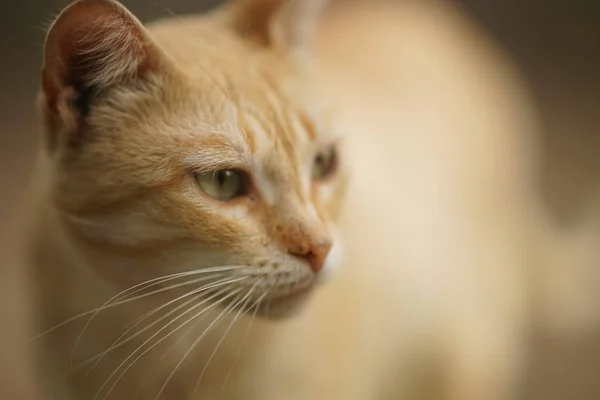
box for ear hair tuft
[42,0,162,114]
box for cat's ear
[225,0,329,56]
[41,0,168,126]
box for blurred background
[1,0,598,399]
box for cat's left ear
[225,0,329,57]
[41,0,174,144]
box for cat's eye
[312,146,338,181]
[195,170,246,201]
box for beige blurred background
[1,0,599,399]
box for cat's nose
[288,239,332,273]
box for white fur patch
[317,229,343,285]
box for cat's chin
[254,286,315,320]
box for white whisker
[69,271,238,367]
[96,285,245,400]
[153,289,243,400]
[155,305,212,363]
[192,280,262,396]
[112,266,242,303]
[76,275,241,375]
[79,294,195,373]
[25,265,241,344]
[220,287,270,391]
[86,274,246,370]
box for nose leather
[274,217,333,273]
[288,239,332,273]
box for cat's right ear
[41,0,169,144]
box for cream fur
[28,1,600,400]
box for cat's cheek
[316,232,344,285]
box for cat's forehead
[148,16,304,93]
[173,59,327,159]
[148,18,333,148]
[124,15,340,199]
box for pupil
[217,171,228,186]
[313,147,337,179]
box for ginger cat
[30,0,587,399]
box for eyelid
[190,163,248,176]
[316,138,342,151]
[316,142,340,159]
[182,154,250,175]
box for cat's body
[29,1,598,399]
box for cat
[28,0,594,399]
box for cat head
[40,0,347,318]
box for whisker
[81,275,239,375]
[82,294,198,376]
[192,280,262,396]
[155,306,212,363]
[154,289,244,400]
[93,287,229,400]
[108,272,233,337]
[25,266,241,343]
[67,276,246,376]
[111,266,241,303]
[220,285,272,391]
[69,271,237,367]
[95,285,245,400]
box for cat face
[40,0,346,318]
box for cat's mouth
[224,283,313,319]
[223,264,319,318]
[255,285,315,319]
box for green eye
[312,146,338,181]
[195,170,246,201]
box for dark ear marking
[41,0,162,118]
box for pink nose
[288,240,332,273]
